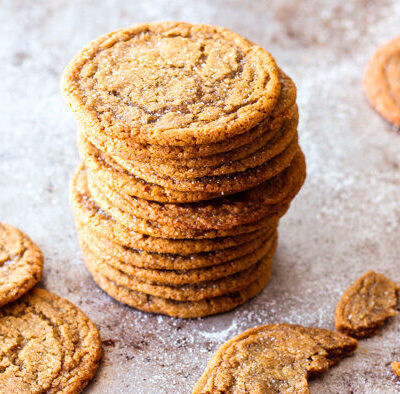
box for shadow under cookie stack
[62,22,306,318]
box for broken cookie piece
[0,222,43,307]
[192,323,357,393]
[391,362,400,377]
[335,270,399,339]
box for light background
[1,1,400,392]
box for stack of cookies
[62,22,306,318]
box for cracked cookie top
[62,22,280,146]
[335,270,399,338]
[0,288,102,393]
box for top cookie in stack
[61,22,306,318]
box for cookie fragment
[335,270,399,338]
[364,36,400,127]
[0,222,43,307]
[391,362,400,377]
[192,323,357,393]
[0,287,102,393]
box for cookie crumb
[391,362,400,377]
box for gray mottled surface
[1,0,400,392]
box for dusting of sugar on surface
[1,0,400,393]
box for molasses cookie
[113,108,298,180]
[82,167,288,238]
[87,137,300,194]
[79,227,273,270]
[0,222,43,307]
[82,142,223,203]
[193,324,357,393]
[81,244,274,301]
[81,232,277,285]
[364,36,400,127]
[85,253,274,318]
[84,69,297,163]
[335,270,399,338]
[86,151,306,230]
[0,288,102,393]
[62,22,281,146]
[71,180,269,255]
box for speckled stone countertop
[1,1,400,392]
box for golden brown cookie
[82,141,223,203]
[79,227,273,270]
[81,231,277,285]
[391,362,400,377]
[335,270,399,338]
[102,136,299,193]
[85,251,273,318]
[79,68,295,161]
[82,244,274,301]
[0,288,102,393]
[71,175,271,255]
[86,151,306,230]
[130,106,295,168]
[364,36,400,127]
[62,22,281,147]
[113,108,298,180]
[192,323,358,393]
[0,222,43,307]
[80,130,300,196]
[82,167,288,238]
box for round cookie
[82,69,296,162]
[81,134,300,195]
[0,287,102,393]
[79,228,274,270]
[81,241,275,301]
[113,108,298,179]
[192,324,358,393]
[131,105,295,168]
[82,143,223,203]
[105,136,300,193]
[71,176,273,255]
[85,252,273,318]
[72,165,281,241]
[0,222,43,307]
[364,36,400,127]
[83,168,288,238]
[62,21,281,146]
[86,151,306,230]
[81,232,277,285]
[81,108,268,162]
